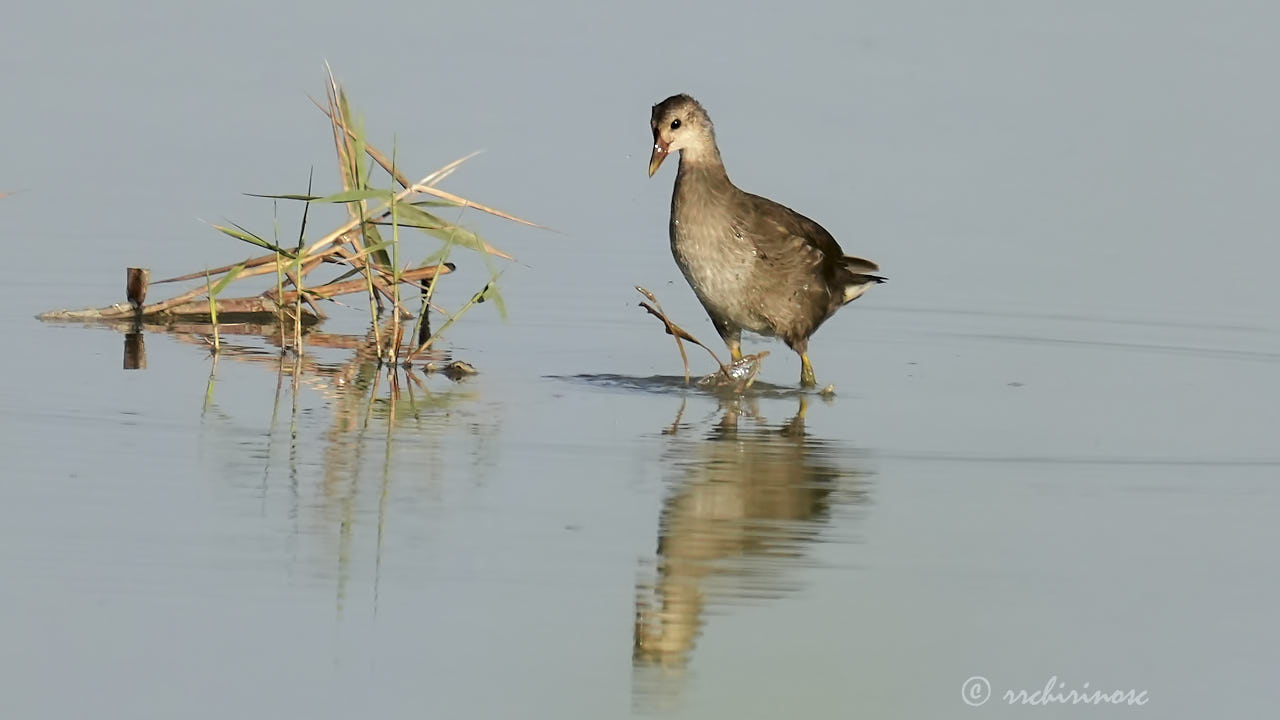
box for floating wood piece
[38,263,453,321]
[126,268,149,310]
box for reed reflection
[634,395,871,676]
[181,319,498,618]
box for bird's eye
[670,119,681,130]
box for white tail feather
[842,283,873,303]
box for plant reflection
[176,318,496,617]
[634,395,871,700]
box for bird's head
[649,94,716,176]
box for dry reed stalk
[311,97,545,234]
[635,286,734,383]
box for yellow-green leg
[729,339,743,363]
[799,353,817,388]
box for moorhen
[648,93,885,388]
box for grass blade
[210,264,247,296]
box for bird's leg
[799,353,817,388]
[790,339,816,388]
[713,319,743,363]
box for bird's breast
[669,188,768,333]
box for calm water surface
[3,2,1279,718]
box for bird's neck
[676,146,732,192]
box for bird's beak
[648,133,670,177]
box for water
[3,1,1279,718]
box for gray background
[2,1,1277,718]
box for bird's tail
[837,255,885,304]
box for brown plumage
[648,94,885,387]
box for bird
[647,93,885,388]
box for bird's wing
[840,255,880,273]
[734,192,882,275]
[732,192,845,274]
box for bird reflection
[634,396,869,675]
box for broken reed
[38,66,539,365]
[208,66,533,362]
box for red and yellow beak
[648,131,670,177]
